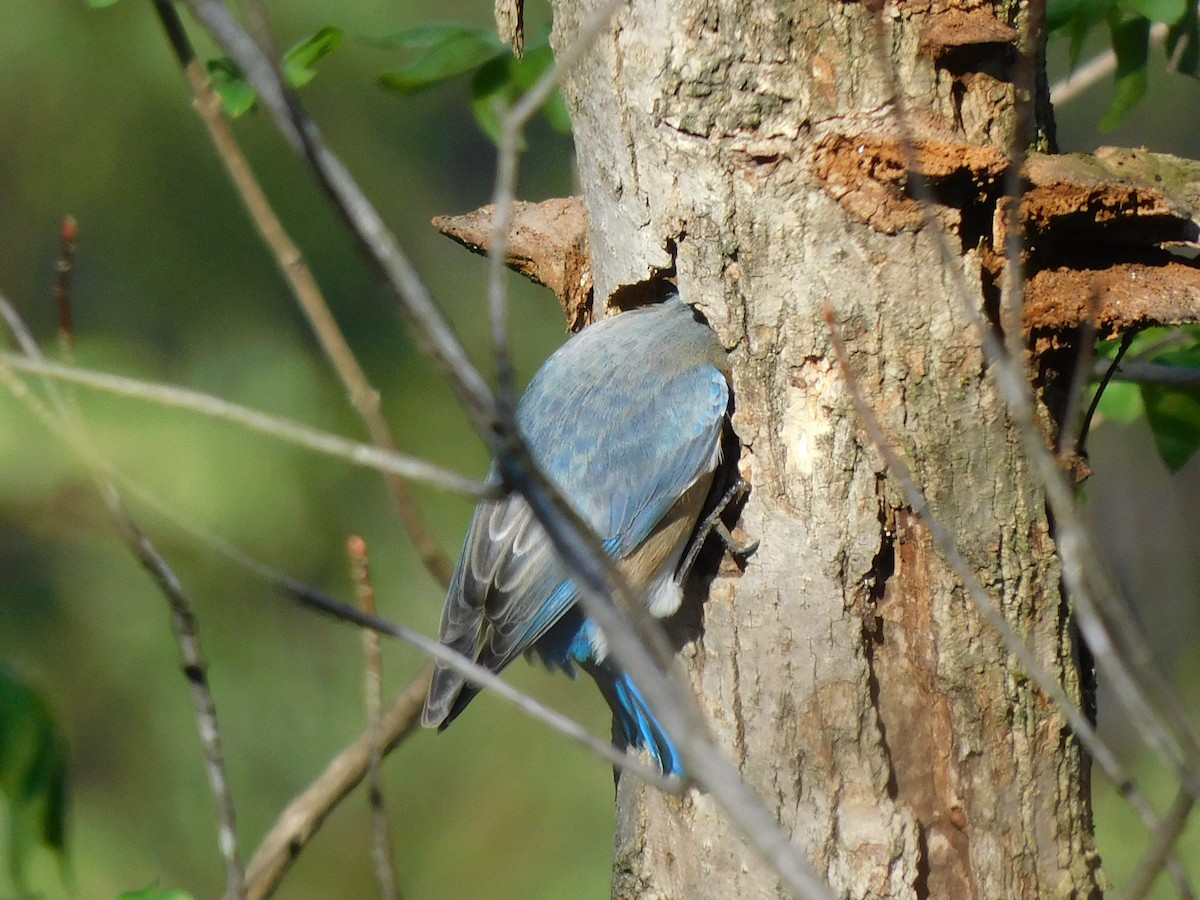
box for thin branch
[54,215,77,356]
[106,481,248,899]
[0,292,247,898]
[1100,359,1200,389]
[151,0,454,586]
[348,536,399,900]
[1080,332,1134,456]
[273,582,682,792]
[487,0,627,406]
[0,352,490,498]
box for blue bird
[422,294,733,777]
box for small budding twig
[55,215,77,356]
[348,535,399,900]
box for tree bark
[551,0,1102,896]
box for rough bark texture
[550,0,1102,897]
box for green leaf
[1048,0,1117,32]
[206,59,257,119]
[470,56,517,147]
[379,28,507,94]
[1135,344,1200,471]
[0,666,69,891]
[1167,3,1200,76]
[116,886,197,900]
[281,26,344,90]
[1121,0,1187,23]
[1099,13,1151,130]
[1142,382,1200,470]
[1095,379,1145,422]
[86,0,124,7]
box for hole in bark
[862,501,898,799]
[914,822,931,899]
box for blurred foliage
[115,887,196,900]
[0,666,69,893]
[1095,326,1200,471]
[1048,0,1199,128]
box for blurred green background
[1,2,1199,898]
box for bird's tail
[589,662,684,777]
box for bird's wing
[471,364,729,673]
[589,365,729,557]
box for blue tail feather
[589,663,684,777]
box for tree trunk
[551,0,1101,896]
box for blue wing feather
[423,297,729,739]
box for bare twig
[241,667,431,900]
[486,0,626,406]
[1080,331,1135,456]
[0,352,490,497]
[54,216,77,356]
[1099,359,1200,389]
[151,0,454,586]
[107,482,248,899]
[348,536,399,900]
[0,291,247,898]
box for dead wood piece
[811,133,1007,234]
[433,196,594,329]
[1025,262,1200,336]
[918,9,1018,60]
